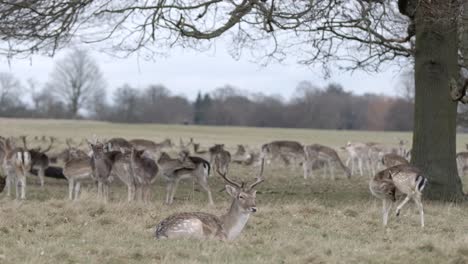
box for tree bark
[411,0,465,201]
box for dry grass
[0,118,468,264]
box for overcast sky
[0,43,404,102]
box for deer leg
[6,173,12,197]
[68,179,74,200]
[18,174,26,200]
[396,195,411,217]
[74,182,81,200]
[303,160,309,179]
[38,168,45,187]
[382,199,392,226]
[97,181,102,199]
[329,160,335,180]
[358,158,363,177]
[165,182,172,204]
[169,180,180,205]
[413,195,425,228]
[198,176,214,206]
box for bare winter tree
[47,48,106,118]
[0,72,22,114]
[0,0,464,200]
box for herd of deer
[1,134,460,240]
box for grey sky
[0,44,403,102]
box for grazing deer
[304,144,351,180]
[63,156,93,200]
[369,164,427,227]
[157,151,213,205]
[456,152,468,178]
[130,138,173,154]
[261,140,307,178]
[106,137,133,152]
[20,136,52,187]
[155,159,265,240]
[1,138,32,199]
[88,140,120,202]
[381,153,409,168]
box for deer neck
[220,201,250,241]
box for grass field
[0,118,467,264]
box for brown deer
[155,159,265,240]
[106,137,133,152]
[209,144,231,175]
[261,140,307,178]
[88,139,120,202]
[369,164,427,227]
[304,144,351,180]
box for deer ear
[225,185,238,197]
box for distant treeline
[0,80,414,131]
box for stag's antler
[217,168,242,189]
[249,158,265,189]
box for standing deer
[155,159,265,240]
[1,138,32,199]
[63,156,93,200]
[20,136,53,187]
[157,151,213,205]
[88,140,119,202]
[344,142,373,177]
[106,137,133,152]
[304,144,351,180]
[369,164,427,227]
[210,144,231,175]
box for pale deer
[343,142,373,177]
[261,140,307,178]
[304,144,351,180]
[369,164,427,227]
[63,156,93,200]
[155,159,265,240]
[130,138,173,154]
[157,151,213,205]
[1,138,32,199]
[381,153,409,168]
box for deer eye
[239,194,245,200]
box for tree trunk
[411,1,465,201]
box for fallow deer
[232,144,252,165]
[105,137,133,152]
[155,159,265,240]
[20,136,53,187]
[261,140,307,178]
[63,156,93,200]
[304,144,351,180]
[1,138,32,199]
[88,139,120,202]
[381,153,409,168]
[157,151,213,205]
[369,164,427,227]
[210,144,231,175]
[343,142,373,177]
[131,138,173,154]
